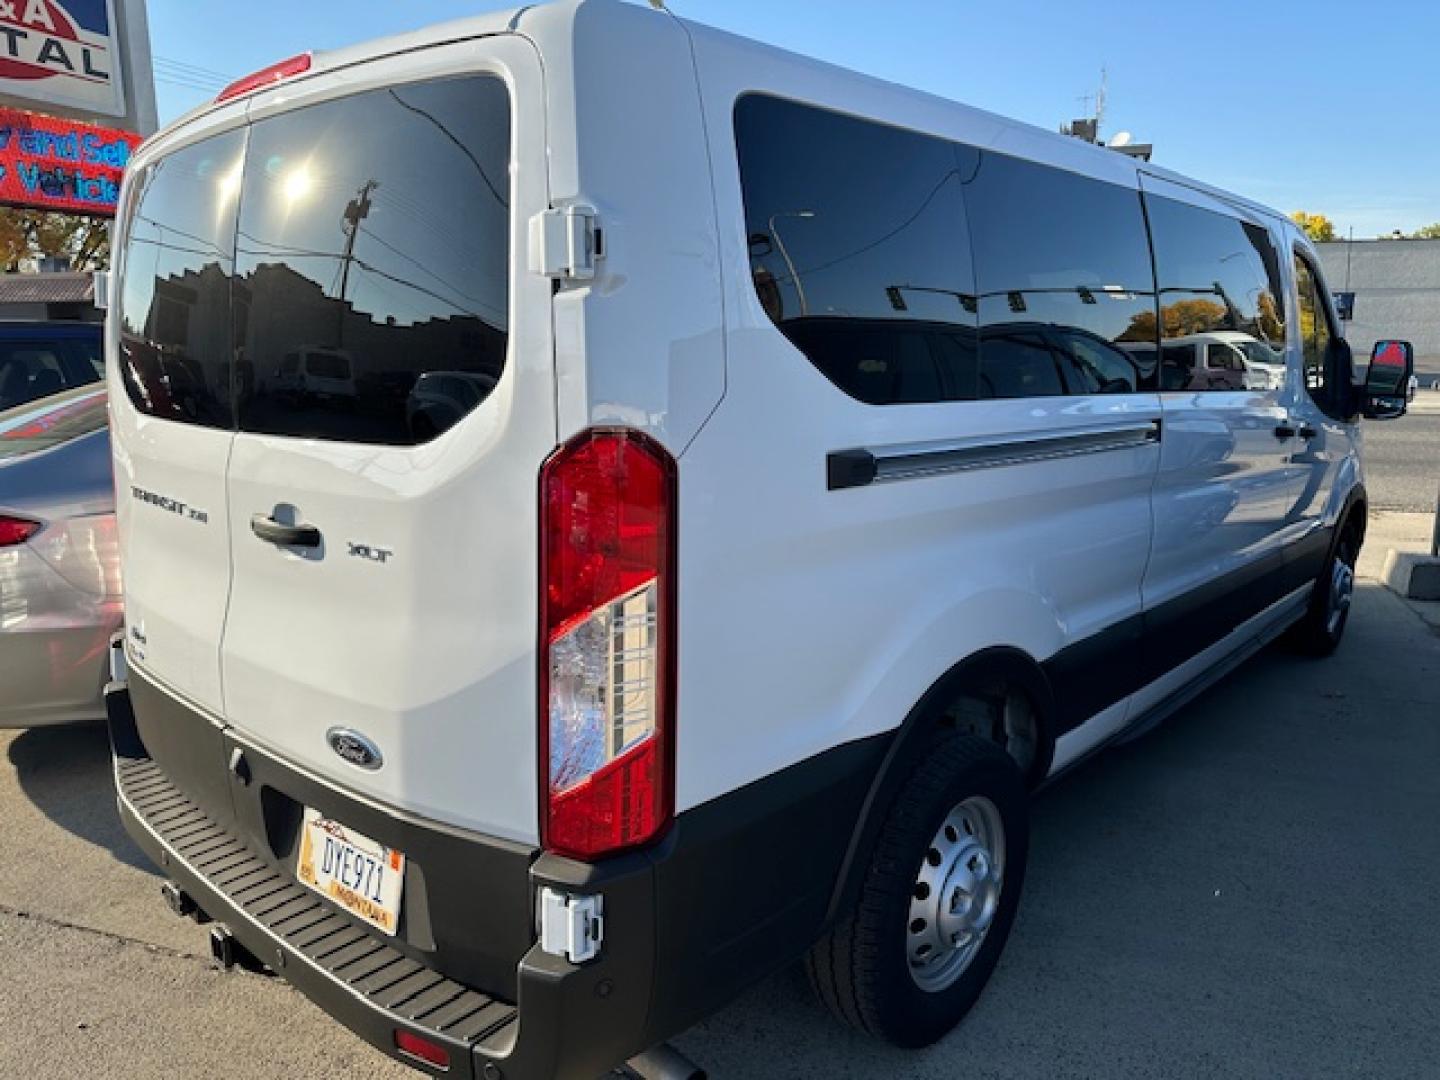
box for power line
[154,55,235,84]
[155,74,226,94]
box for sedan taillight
[539,429,676,861]
[0,515,40,547]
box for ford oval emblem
[326,728,384,771]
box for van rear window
[117,75,511,445]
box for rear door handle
[1298,424,1318,439]
[1273,424,1298,440]
[251,514,321,548]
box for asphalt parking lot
[1365,392,1440,511]
[4,560,1440,1079]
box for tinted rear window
[117,75,511,445]
[236,77,510,444]
[118,131,245,429]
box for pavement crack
[0,903,207,963]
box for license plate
[296,808,405,936]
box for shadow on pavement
[674,589,1440,1077]
[7,721,157,875]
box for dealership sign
[0,0,127,119]
[0,106,138,213]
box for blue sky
[148,0,1440,237]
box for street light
[769,210,815,317]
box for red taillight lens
[0,515,41,547]
[393,1029,449,1069]
[217,53,312,102]
[540,429,676,860]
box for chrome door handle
[251,514,321,548]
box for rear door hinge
[529,205,600,281]
[538,888,604,964]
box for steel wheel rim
[907,795,1005,993]
[1326,547,1355,637]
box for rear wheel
[1292,527,1359,656]
[807,733,1028,1047]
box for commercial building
[1316,238,1440,359]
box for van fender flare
[1338,482,1368,549]
[824,646,1055,926]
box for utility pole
[336,179,378,345]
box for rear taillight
[217,53,312,102]
[0,515,40,547]
[540,429,676,860]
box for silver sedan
[0,385,120,726]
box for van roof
[146,0,1288,232]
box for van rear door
[218,39,553,842]
[111,123,249,821]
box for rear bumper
[107,658,888,1079]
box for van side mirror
[1364,340,1414,420]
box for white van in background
[273,346,357,404]
[1162,330,1288,391]
[102,2,1414,1077]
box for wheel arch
[824,646,1055,926]
[1340,482,1367,550]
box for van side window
[734,95,978,405]
[1293,253,1335,409]
[734,95,1157,404]
[117,131,246,429]
[1145,196,1288,393]
[965,153,1156,396]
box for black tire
[1290,527,1359,656]
[806,732,1028,1048]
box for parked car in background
[0,385,120,727]
[1160,331,1286,392]
[0,321,104,411]
[406,370,500,439]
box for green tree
[1290,211,1336,243]
[1412,222,1440,239]
[0,208,110,272]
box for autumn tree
[1290,211,1336,243]
[0,207,110,272]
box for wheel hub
[908,796,1005,993]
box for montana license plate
[296,808,405,936]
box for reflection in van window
[1293,253,1335,411]
[235,76,511,445]
[965,152,1154,395]
[734,94,1156,404]
[734,94,979,406]
[1146,195,1287,393]
[117,131,246,429]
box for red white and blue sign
[0,106,139,213]
[0,0,127,119]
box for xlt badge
[347,541,393,565]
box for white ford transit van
[104,2,1415,1076]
